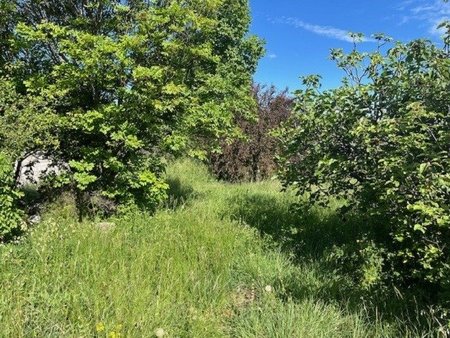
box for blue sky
[249,0,450,91]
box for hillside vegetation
[1,0,449,335]
[0,160,434,337]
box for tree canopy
[0,0,263,219]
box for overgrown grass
[0,159,436,337]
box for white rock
[16,152,64,185]
[29,214,41,224]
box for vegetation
[0,152,23,241]
[0,0,449,335]
[0,160,436,337]
[0,0,262,219]
[278,33,450,313]
[210,84,293,182]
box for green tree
[278,32,450,295]
[0,0,16,69]
[0,76,59,184]
[0,152,23,241]
[1,0,262,219]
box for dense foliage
[0,0,262,221]
[0,153,23,241]
[1,0,450,332]
[278,33,450,296]
[0,77,58,182]
[210,84,292,182]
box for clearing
[0,160,431,337]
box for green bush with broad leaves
[0,0,263,220]
[0,153,23,241]
[277,30,450,293]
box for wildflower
[155,328,166,337]
[264,285,273,293]
[96,322,105,332]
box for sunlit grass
[0,159,433,337]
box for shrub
[0,153,23,241]
[210,84,293,182]
[278,33,450,296]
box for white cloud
[397,0,450,36]
[267,53,277,59]
[429,18,449,36]
[396,0,417,11]
[275,17,375,43]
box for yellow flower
[96,322,105,332]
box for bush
[0,153,23,241]
[278,34,450,297]
[210,84,293,182]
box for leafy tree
[278,32,450,296]
[1,0,262,219]
[0,76,59,185]
[210,84,293,182]
[0,152,23,241]
[0,0,16,69]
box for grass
[0,159,436,337]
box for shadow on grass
[226,191,435,331]
[165,177,197,210]
[227,192,366,260]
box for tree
[0,0,16,69]
[1,0,263,220]
[0,77,59,185]
[0,152,23,241]
[278,32,450,295]
[210,84,293,182]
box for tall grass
[0,159,434,337]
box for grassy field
[0,159,435,337]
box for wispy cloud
[273,17,375,43]
[397,0,450,36]
[267,53,277,59]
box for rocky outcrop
[15,152,63,186]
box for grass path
[0,160,426,337]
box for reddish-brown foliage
[209,84,293,182]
